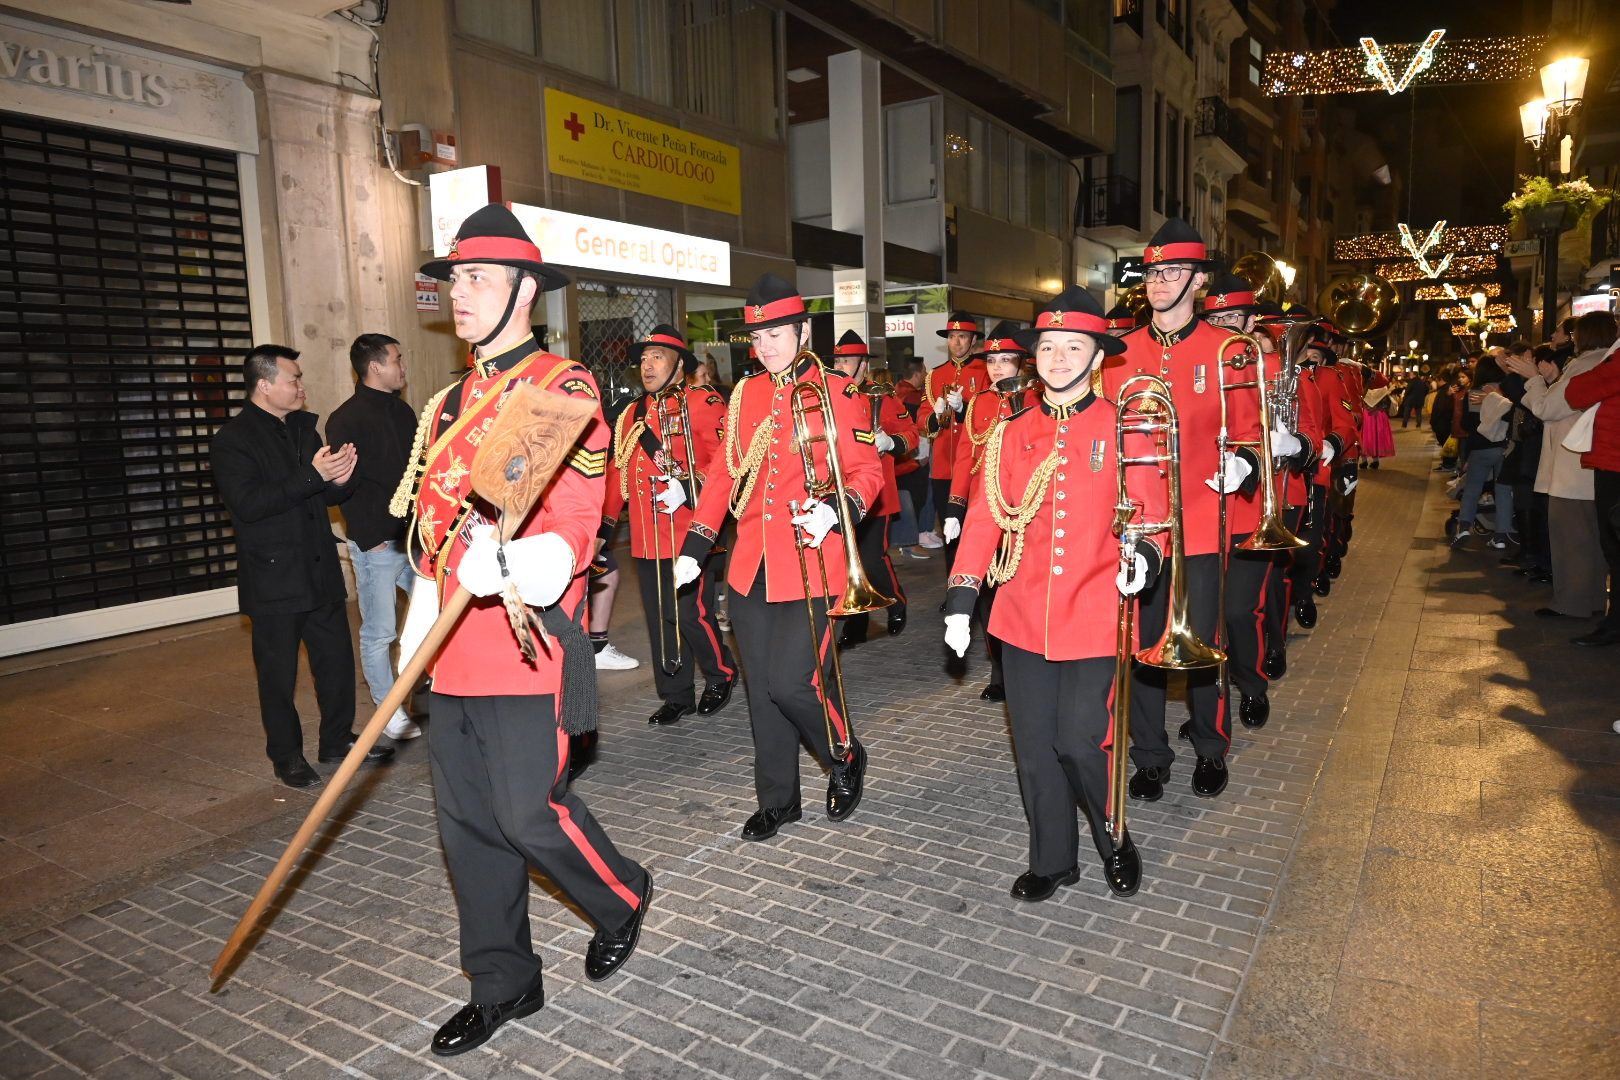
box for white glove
[1321,441,1337,466]
[1204,451,1254,494]
[942,517,961,543]
[673,554,701,588]
[875,431,895,454]
[1342,475,1359,495]
[914,437,931,463]
[946,388,964,412]
[397,573,439,668]
[654,475,687,514]
[791,499,839,548]
[932,396,948,418]
[1115,550,1149,596]
[943,613,972,658]
[1269,425,1303,460]
[458,524,574,606]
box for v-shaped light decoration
[1361,30,1447,95]
[1398,221,1455,280]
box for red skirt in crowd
[1363,408,1396,459]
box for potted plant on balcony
[1504,175,1617,234]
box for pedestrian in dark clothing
[210,344,394,788]
[1399,375,1429,427]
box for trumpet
[1215,332,1308,553]
[785,348,892,761]
[648,390,688,675]
[1109,374,1226,847]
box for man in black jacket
[211,344,394,788]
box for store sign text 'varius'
[2,38,171,107]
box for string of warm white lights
[1399,222,1453,278]
[1439,303,1513,319]
[1376,254,1498,281]
[1416,281,1501,300]
[1264,34,1545,96]
[1451,320,1515,336]
[1361,30,1446,95]
[1334,225,1508,261]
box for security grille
[0,111,250,626]
[576,279,673,419]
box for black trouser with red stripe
[840,513,905,639]
[1130,552,1228,766]
[730,571,852,811]
[1002,647,1122,873]
[1291,486,1328,599]
[634,554,735,708]
[1262,502,1309,655]
[1224,535,1272,704]
[428,692,648,1003]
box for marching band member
[599,325,736,726]
[1105,303,1139,338]
[944,286,1162,899]
[924,311,992,568]
[1102,221,1270,801]
[395,205,650,1055]
[941,321,1034,700]
[1291,329,1354,625]
[830,330,919,646]
[673,274,882,841]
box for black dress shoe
[648,701,695,726]
[317,738,394,766]
[1534,607,1569,619]
[887,610,907,636]
[697,678,734,715]
[1102,837,1142,897]
[837,627,866,650]
[567,730,598,783]
[1239,694,1270,729]
[584,877,652,982]
[945,653,967,678]
[1294,598,1318,628]
[1192,755,1229,797]
[430,976,545,1056]
[740,803,802,841]
[1572,626,1620,647]
[1177,720,1191,741]
[1326,553,1343,579]
[980,683,1006,702]
[1128,765,1170,801]
[1312,574,1331,598]
[826,741,866,821]
[1261,650,1287,679]
[273,757,321,789]
[1010,866,1079,902]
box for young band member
[1101,221,1279,801]
[600,325,736,726]
[944,286,1162,900]
[1293,329,1356,619]
[829,330,919,646]
[394,205,650,1056]
[673,274,882,841]
[923,312,992,568]
[941,321,1033,700]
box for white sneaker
[1612,719,1620,735]
[716,610,731,632]
[594,643,640,670]
[917,531,944,549]
[384,713,422,741]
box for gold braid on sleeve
[613,409,647,503]
[389,385,453,519]
[967,396,998,475]
[725,380,772,517]
[982,419,1060,587]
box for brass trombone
[1108,374,1226,847]
[648,389,689,675]
[785,349,892,760]
[1215,332,1308,554]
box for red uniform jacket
[945,385,1033,516]
[1340,361,1367,443]
[948,393,1167,661]
[414,341,608,697]
[1103,320,1263,555]
[858,388,919,516]
[924,358,992,480]
[1313,363,1360,469]
[600,387,727,559]
[682,357,882,601]
[1564,348,1620,472]
[1285,362,1326,504]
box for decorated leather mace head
[470,383,599,542]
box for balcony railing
[1195,96,1247,157]
[1081,175,1143,231]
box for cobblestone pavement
[1,430,1615,1079]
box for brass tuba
[1316,273,1400,338]
[1230,250,1287,305]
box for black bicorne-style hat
[1011,287,1128,356]
[629,324,699,373]
[419,204,571,292]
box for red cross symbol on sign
[563,112,585,141]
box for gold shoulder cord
[982,418,1060,586]
[725,377,772,516]
[389,384,454,519]
[967,395,999,475]
[614,406,647,502]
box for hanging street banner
[543,87,742,216]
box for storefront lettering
[1,39,171,108]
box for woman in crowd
[1451,354,1515,550]
[1563,333,1620,648]
[1361,379,1396,468]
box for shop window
[732,0,780,138]
[0,113,247,624]
[616,0,675,106]
[576,280,673,417]
[454,0,537,55]
[541,0,615,82]
[679,0,735,125]
[885,99,936,205]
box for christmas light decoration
[1416,281,1501,301]
[1265,34,1544,97]
[1399,221,1454,278]
[1451,319,1515,336]
[1334,225,1508,261]
[1376,254,1498,282]
[1439,303,1513,319]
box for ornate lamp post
[1522,56,1589,336]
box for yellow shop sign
[544,87,741,216]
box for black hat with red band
[1201,270,1259,316]
[1012,286,1127,355]
[937,311,983,339]
[833,329,871,360]
[741,273,809,333]
[1141,218,1217,270]
[630,324,699,373]
[1104,303,1137,332]
[419,204,571,292]
[971,319,1030,360]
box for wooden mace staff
[210,383,600,989]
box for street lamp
[1522,54,1588,342]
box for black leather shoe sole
[1010,867,1080,902]
[741,805,803,841]
[430,980,545,1057]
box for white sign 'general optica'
[510,203,730,286]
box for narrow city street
[1,428,1616,1080]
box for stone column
[828,49,885,357]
